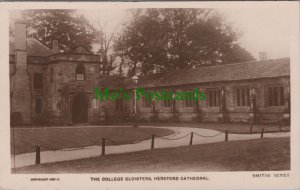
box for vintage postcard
[0,1,299,190]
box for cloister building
[9,21,290,126]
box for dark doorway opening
[72,94,88,123]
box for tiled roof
[67,46,92,54]
[136,58,290,88]
[9,36,54,56]
[97,75,129,90]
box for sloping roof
[135,58,290,88]
[98,75,129,90]
[9,36,54,56]
[67,46,93,54]
[137,73,167,88]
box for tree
[114,9,169,76]
[23,10,97,52]
[220,44,255,64]
[94,17,121,75]
[115,9,255,76]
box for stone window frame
[75,64,85,81]
[182,90,195,108]
[35,97,42,114]
[206,87,220,108]
[115,96,124,112]
[33,73,43,90]
[265,84,284,107]
[233,86,250,107]
[160,90,172,108]
[143,95,152,108]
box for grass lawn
[13,137,290,173]
[10,126,174,155]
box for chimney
[11,21,32,124]
[259,52,267,61]
[52,40,59,53]
[15,21,27,51]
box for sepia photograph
[1,1,299,190]
[9,7,292,173]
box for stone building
[10,21,104,125]
[9,21,290,126]
[126,58,290,124]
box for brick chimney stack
[259,52,267,61]
[15,21,27,51]
[11,21,32,124]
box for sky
[79,8,291,60]
[10,8,291,60]
[222,8,290,60]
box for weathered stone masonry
[9,21,290,125]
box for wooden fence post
[189,132,194,146]
[151,134,155,150]
[102,138,106,156]
[35,145,40,165]
[261,128,264,139]
[225,130,228,142]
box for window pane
[237,88,240,106]
[274,87,278,106]
[268,87,273,106]
[35,98,42,114]
[247,88,250,106]
[207,89,220,107]
[241,88,245,106]
[34,73,43,89]
[280,87,284,106]
[216,90,219,106]
[213,91,216,106]
[209,91,212,107]
[76,64,85,81]
[267,85,285,107]
[120,98,123,111]
[76,74,84,81]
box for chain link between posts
[11,127,290,156]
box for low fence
[11,126,290,166]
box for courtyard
[13,137,290,173]
[10,123,290,171]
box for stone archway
[72,94,88,123]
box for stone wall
[129,76,290,124]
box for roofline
[27,37,54,52]
[126,75,290,90]
[68,46,94,55]
[10,37,99,56]
[169,57,290,73]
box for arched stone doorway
[72,94,88,123]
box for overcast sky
[222,8,290,60]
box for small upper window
[76,64,85,81]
